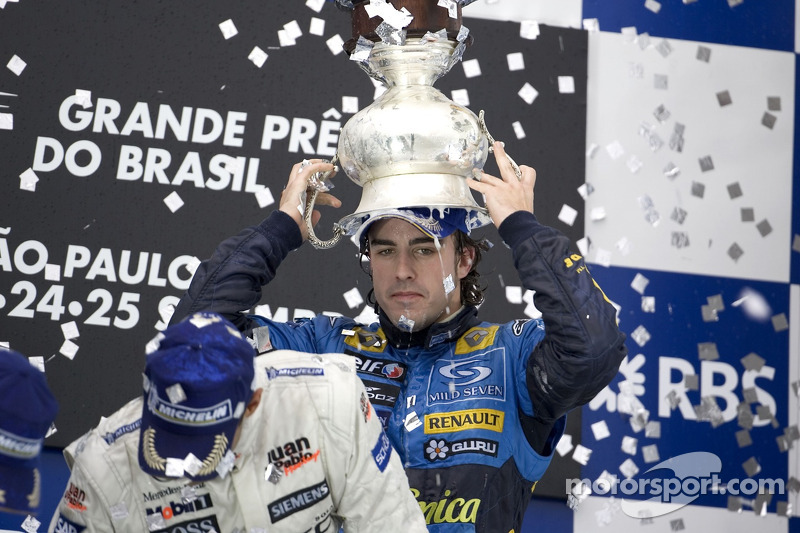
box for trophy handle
[478,110,522,180]
[304,157,345,250]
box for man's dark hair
[359,230,490,306]
[453,230,491,306]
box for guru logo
[425,438,499,460]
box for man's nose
[394,251,416,279]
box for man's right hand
[279,160,340,241]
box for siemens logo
[269,480,330,523]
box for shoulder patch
[343,327,387,353]
[455,326,499,354]
[371,432,392,472]
[102,419,141,446]
[512,319,531,336]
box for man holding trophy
[171,1,627,531]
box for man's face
[367,218,473,331]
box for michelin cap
[138,312,255,481]
[0,348,58,515]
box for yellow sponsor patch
[424,409,504,434]
[343,327,388,353]
[455,326,498,354]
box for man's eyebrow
[369,236,435,246]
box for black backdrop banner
[0,0,586,497]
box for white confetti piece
[326,34,345,55]
[29,356,45,372]
[507,52,524,71]
[591,420,610,440]
[60,339,79,360]
[556,434,574,456]
[605,140,625,160]
[278,29,296,47]
[519,20,539,40]
[620,457,639,478]
[306,0,325,12]
[218,19,238,39]
[7,54,26,76]
[621,26,638,43]
[645,0,662,14]
[309,17,326,36]
[451,88,469,106]
[0,112,12,130]
[572,444,592,465]
[631,273,649,294]
[594,248,612,267]
[21,516,40,533]
[284,20,303,40]
[626,155,643,173]
[74,89,92,108]
[164,191,184,213]
[558,76,575,94]
[558,204,578,226]
[255,187,274,208]
[576,237,590,256]
[621,435,638,455]
[342,96,359,114]
[166,383,187,403]
[518,82,538,105]
[19,168,39,191]
[343,287,363,309]
[183,453,203,476]
[166,457,185,477]
[462,58,481,78]
[512,121,526,139]
[44,264,61,281]
[590,207,606,221]
[505,286,523,304]
[61,321,80,340]
[248,46,268,68]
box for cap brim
[138,406,239,482]
[0,462,41,515]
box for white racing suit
[48,350,428,533]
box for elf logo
[351,355,406,382]
[146,493,213,520]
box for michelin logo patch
[102,419,142,445]
[265,367,324,379]
[427,349,506,406]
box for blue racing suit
[171,209,627,532]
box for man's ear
[245,388,263,417]
[457,244,476,280]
